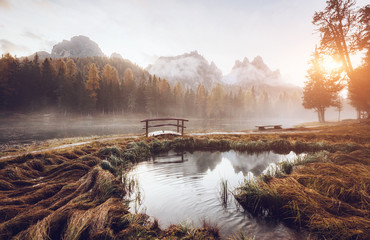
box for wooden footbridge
[141,118,189,137]
[255,125,282,130]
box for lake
[0,113,312,144]
[128,150,308,239]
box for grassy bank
[0,140,220,239]
[0,121,369,239]
[235,149,370,239]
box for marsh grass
[123,141,151,162]
[236,151,336,218]
[1,122,368,240]
[227,230,255,240]
[236,149,370,240]
[177,220,197,237]
[164,219,219,239]
[219,178,229,207]
[235,179,282,217]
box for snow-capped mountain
[222,56,282,86]
[146,51,223,89]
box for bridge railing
[141,118,189,137]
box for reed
[227,230,255,240]
[220,178,229,206]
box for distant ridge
[25,35,299,90]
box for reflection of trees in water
[191,151,223,173]
[161,151,223,177]
[149,151,223,178]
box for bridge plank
[141,117,189,122]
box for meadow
[0,120,369,239]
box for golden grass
[0,121,368,239]
[0,140,218,239]
[237,148,370,240]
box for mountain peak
[232,57,250,70]
[51,35,104,58]
[110,52,123,59]
[146,51,222,89]
[223,56,282,86]
[251,56,270,72]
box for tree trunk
[338,109,341,122]
[317,108,326,123]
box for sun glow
[322,56,343,72]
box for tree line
[0,54,303,118]
[303,0,370,122]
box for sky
[0,0,368,86]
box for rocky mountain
[25,35,296,91]
[110,52,123,59]
[27,35,105,59]
[51,35,104,58]
[146,51,222,90]
[222,56,282,86]
[28,51,51,59]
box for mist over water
[0,112,316,145]
[0,108,358,145]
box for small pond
[128,150,307,239]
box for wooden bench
[256,125,282,130]
[141,118,189,137]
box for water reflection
[152,152,187,164]
[129,150,306,239]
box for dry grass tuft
[237,149,370,240]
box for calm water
[1,114,311,144]
[128,150,307,239]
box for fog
[0,102,357,146]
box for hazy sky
[0,0,368,86]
